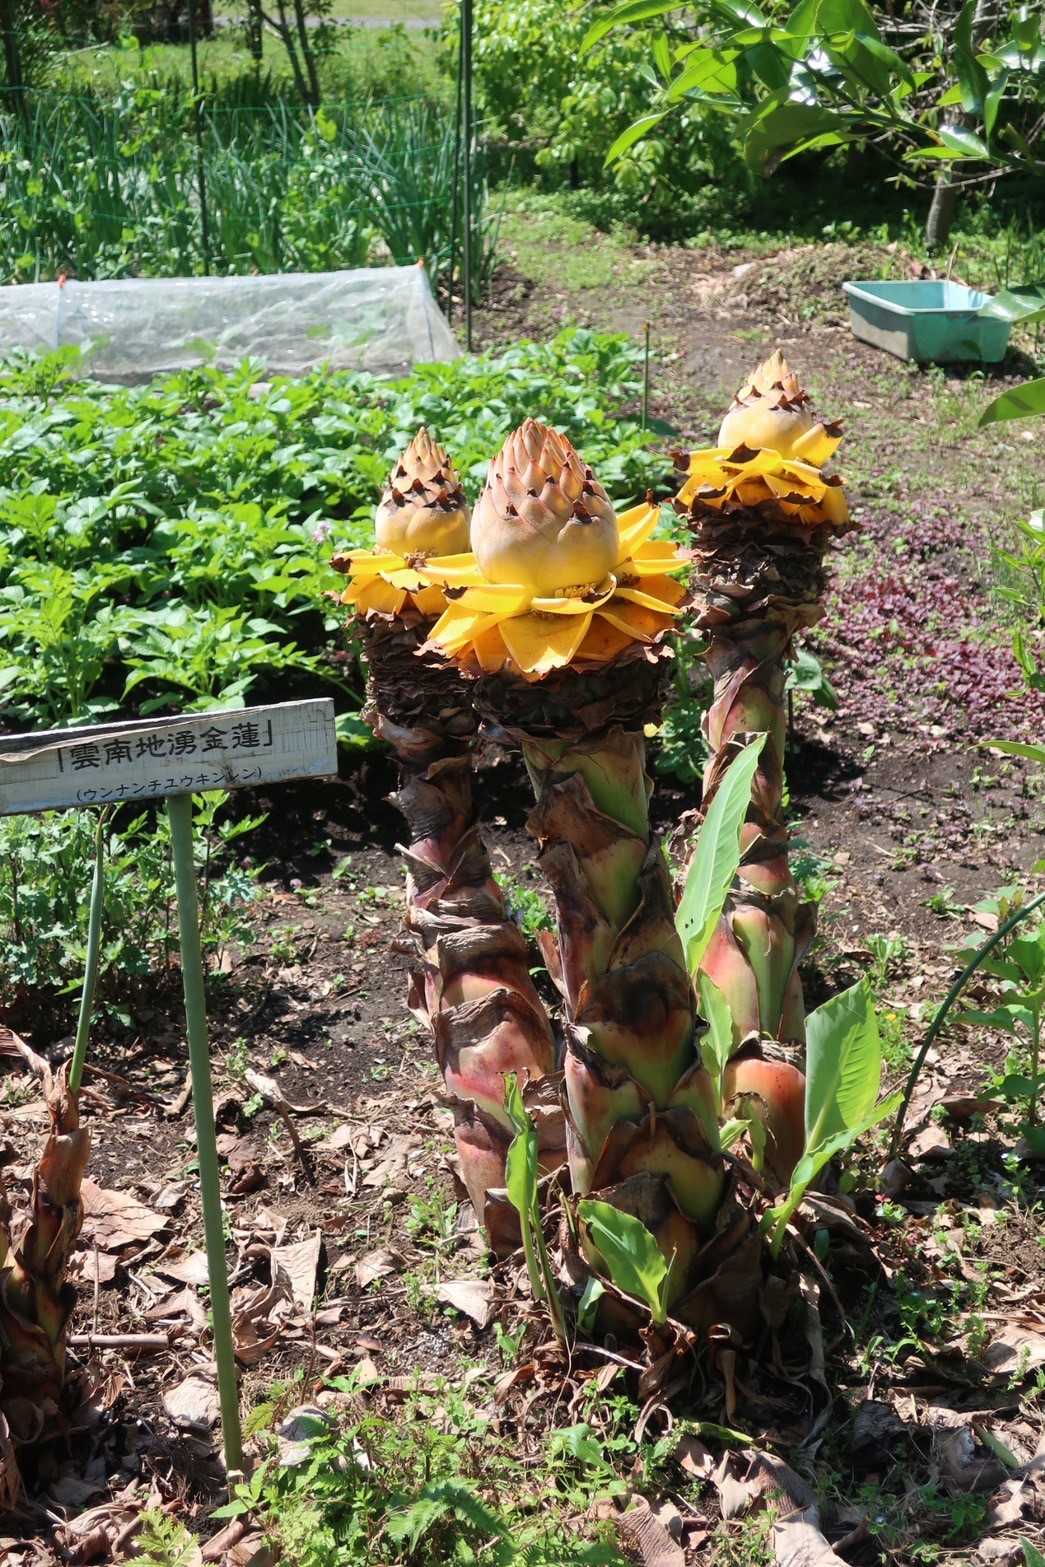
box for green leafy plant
[208,1371,625,1566]
[504,1074,567,1345]
[0,793,261,1033]
[675,735,768,973]
[461,0,742,237]
[129,1509,202,1567]
[889,886,1045,1156]
[593,0,1044,247]
[0,332,659,738]
[577,1199,675,1327]
[764,977,901,1253]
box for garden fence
[0,12,492,324]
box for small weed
[270,924,304,964]
[405,1180,459,1248]
[867,932,909,987]
[203,1372,625,1566]
[494,871,553,940]
[923,886,962,919]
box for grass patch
[496,193,654,294]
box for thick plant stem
[167,794,243,1476]
[483,694,759,1334]
[697,611,815,1049]
[0,1056,89,1449]
[675,355,854,1056]
[359,614,563,1256]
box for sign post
[0,698,339,1476]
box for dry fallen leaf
[675,1433,716,1480]
[80,1179,166,1251]
[350,1247,406,1289]
[618,1495,685,1567]
[162,1367,221,1430]
[67,1250,119,1286]
[714,1451,816,1521]
[987,1435,1045,1529]
[271,1231,321,1315]
[433,1278,496,1329]
[936,1426,1007,1493]
[984,1321,1045,1378]
[772,1508,850,1567]
[156,1250,213,1287]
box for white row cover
[0,264,460,380]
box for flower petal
[499,611,594,675]
[473,624,510,673]
[616,501,661,559]
[791,423,842,467]
[444,582,533,614]
[357,577,406,615]
[628,541,689,576]
[614,575,687,612]
[595,598,674,641]
[426,604,505,654]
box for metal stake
[461,0,474,352]
[167,792,243,1474]
[186,0,213,275]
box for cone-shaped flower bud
[718,351,843,468]
[420,425,687,682]
[375,427,472,558]
[471,419,619,594]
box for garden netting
[0,263,460,380]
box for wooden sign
[0,698,338,817]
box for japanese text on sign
[0,700,337,817]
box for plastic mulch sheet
[0,263,460,380]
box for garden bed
[2,237,1045,1566]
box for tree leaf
[938,124,989,157]
[984,68,1010,140]
[604,112,670,165]
[816,0,883,41]
[676,734,767,974]
[953,0,990,111]
[804,976,882,1146]
[744,103,845,169]
[979,376,1045,425]
[665,47,741,102]
[978,285,1045,324]
[582,0,681,51]
[578,1199,669,1325]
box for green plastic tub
[841,280,1012,363]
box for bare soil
[3,237,1045,1566]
